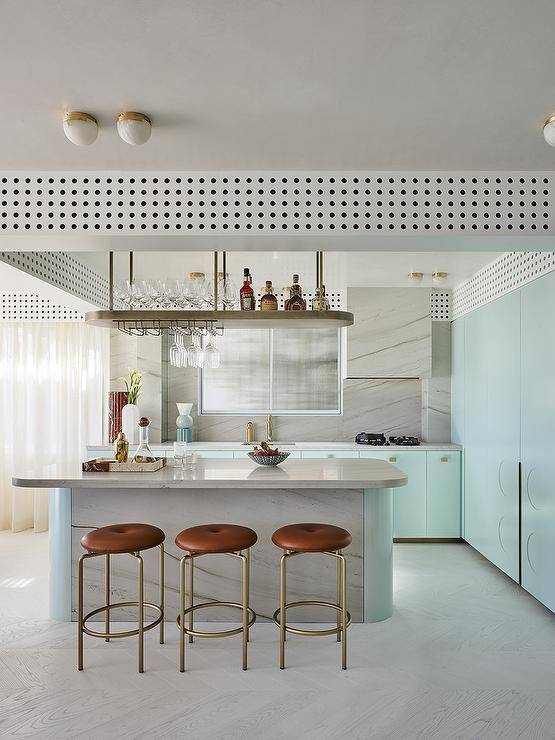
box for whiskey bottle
[260,280,278,311]
[311,285,330,311]
[284,274,306,310]
[240,268,255,311]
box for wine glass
[218,273,238,309]
[204,333,221,369]
[187,330,204,368]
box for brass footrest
[82,602,164,639]
[273,600,352,637]
[176,601,256,638]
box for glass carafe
[133,417,156,463]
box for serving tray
[82,457,166,472]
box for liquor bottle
[240,268,255,311]
[284,274,306,310]
[133,417,156,463]
[260,280,278,311]
[113,431,129,462]
[311,285,330,311]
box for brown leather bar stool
[78,523,165,673]
[175,524,257,671]
[272,523,352,670]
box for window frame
[199,327,343,416]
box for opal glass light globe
[543,116,555,147]
[117,112,151,145]
[63,112,98,146]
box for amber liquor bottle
[284,274,307,310]
[260,280,278,311]
[240,268,255,310]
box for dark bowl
[247,451,290,466]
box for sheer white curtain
[0,323,108,532]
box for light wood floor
[1,532,555,738]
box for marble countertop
[87,441,462,452]
[13,457,408,490]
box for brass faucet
[266,414,273,443]
[245,421,254,444]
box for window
[200,328,341,414]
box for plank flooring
[1,532,555,738]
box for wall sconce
[407,272,424,285]
[432,272,448,285]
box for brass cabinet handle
[440,456,449,462]
[389,456,397,462]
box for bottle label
[241,292,254,310]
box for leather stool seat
[272,523,352,553]
[81,523,165,555]
[175,524,257,554]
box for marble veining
[71,486,363,622]
[347,287,432,378]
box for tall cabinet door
[521,271,555,611]
[464,291,520,580]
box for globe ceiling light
[543,114,555,146]
[117,112,151,145]
[407,272,424,285]
[63,111,98,146]
[432,271,448,285]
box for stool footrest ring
[82,602,163,639]
[176,601,256,638]
[273,600,352,637]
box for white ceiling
[2,0,555,171]
[79,250,501,289]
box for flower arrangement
[120,368,143,405]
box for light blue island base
[48,485,396,624]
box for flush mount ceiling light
[543,114,555,146]
[63,111,98,146]
[432,271,448,285]
[117,112,151,145]
[407,272,424,285]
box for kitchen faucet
[266,414,273,443]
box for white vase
[122,403,140,445]
[176,402,193,442]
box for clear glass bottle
[260,280,278,311]
[133,417,155,463]
[311,285,330,311]
[284,274,306,310]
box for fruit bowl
[248,443,290,466]
[248,451,290,466]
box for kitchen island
[13,458,407,624]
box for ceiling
[2,0,555,171]
[78,250,501,289]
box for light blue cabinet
[521,270,555,612]
[461,291,520,581]
[426,452,461,537]
[193,450,235,458]
[360,451,428,538]
[301,451,359,459]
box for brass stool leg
[179,555,186,672]
[159,543,165,645]
[246,548,251,643]
[241,552,248,670]
[336,552,341,642]
[77,553,88,671]
[279,551,287,669]
[339,552,347,669]
[135,552,144,673]
[105,554,110,642]
[188,553,194,644]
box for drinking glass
[218,273,238,309]
[204,334,221,369]
[173,441,187,468]
[187,330,204,368]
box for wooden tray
[82,457,166,472]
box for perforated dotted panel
[453,252,555,318]
[1,293,82,321]
[431,291,451,321]
[0,251,108,307]
[0,172,551,234]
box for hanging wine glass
[169,331,181,367]
[187,329,204,368]
[204,332,221,369]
